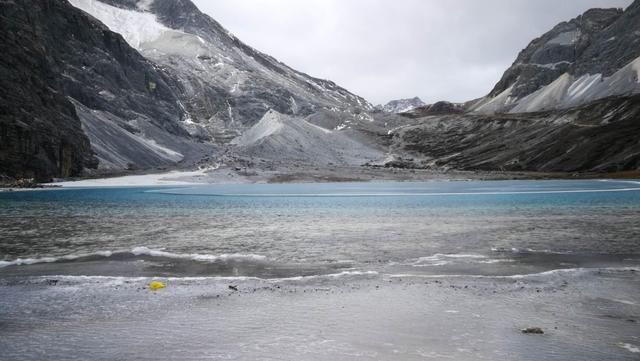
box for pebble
[521,327,544,334]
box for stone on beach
[521,327,544,334]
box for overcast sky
[193,0,632,105]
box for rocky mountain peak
[488,7,623,99]
[576,7,624,31]
[471,0,640,114]
[70,0,372,136]
[380,97,426,113]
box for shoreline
[2,268,639,360]
[2,176,639,360]
[2,165,639,191]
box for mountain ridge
[69,0,371,130]
[1,0,639,182]
[378,97,426,113]
[470,1,640,114]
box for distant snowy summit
[378,97,426,113]
[377,98,464,116]
[401,101,465,117]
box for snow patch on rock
[69,0,168,49]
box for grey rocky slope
[404,101,465,117]
[69,0,372,144]
[1,0,375,180]
[70,0,640,175]
[0,0,217,180]
[390,94,640,172]
[379,97,426,114]
[231,110,384,166]
[470,2,640,114]
[0,0,97,181]
[389,1,640,173]
[2,0,639,181]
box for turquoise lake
[1,180,640,361]
[1,179,639,278]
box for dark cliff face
[573,1,640,76]
[489,7,625,99]
[43,1,187,138]
[0,0,97,181]
[0,0,211,179]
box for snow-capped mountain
[1,0,192,179]
[379,97,426,113]
[2,0,639,181]
[69,0,372,140]
[0,0,376,180]
[470,3,640,113]
[387,1,640,173]
[401,101,465,117]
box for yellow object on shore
[149,281,166,290]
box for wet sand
[1,269,639,360]
[48,163,636,189]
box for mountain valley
[1,0,639,183]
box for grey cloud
[194,0,633,105]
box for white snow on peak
[382,97,426,113]
[69,0,169,49]
[68,0,378,115]
[70,0,210,58]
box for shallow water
[1,180,639,360]
[1,180,639,278]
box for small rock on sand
[521,327,544,334]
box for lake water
[1,180,639,360]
